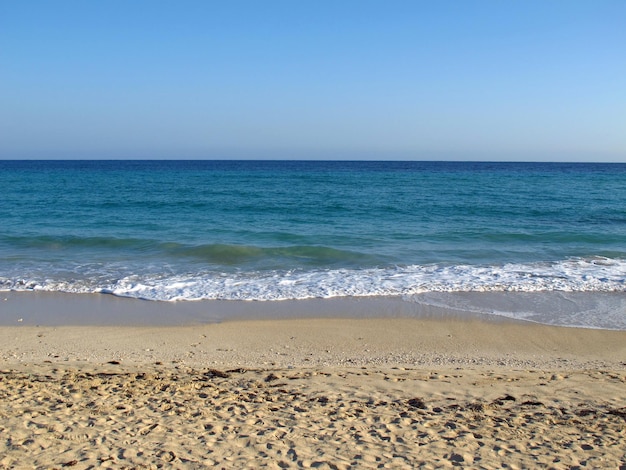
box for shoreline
[2,290,626,370]
[0,291,521,327]
[2,289,626,330]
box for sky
[1,1,624,161]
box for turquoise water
[1,160,625,328]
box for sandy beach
[1,301,625,469]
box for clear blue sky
[1,0,624,161]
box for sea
[1,160,625,329]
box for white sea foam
[3,256,619,298]
[2,257,625,302]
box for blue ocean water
[1,160,625,328]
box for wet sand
[1,298,625,468]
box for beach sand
[1,310,625,468]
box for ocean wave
[168,243,377,266]
[0,235,378,268]
[1,257,624,301]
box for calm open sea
[1,160,625,328]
